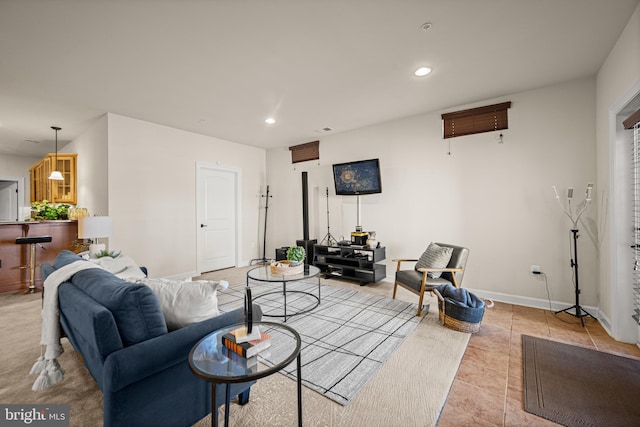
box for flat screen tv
[332,158,382,195]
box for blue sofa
[44,250,259,427]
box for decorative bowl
[270,260,304,275]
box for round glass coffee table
[247,264,321,322]
[189,321,302,427]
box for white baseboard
[467,287,601,320]
[382,275,601,318]
[597,310,613,335]
[161,270,199,281]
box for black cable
[534,271,577,323]
[533,271,552,312]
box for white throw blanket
[88,255,146,280]
[30,260,101,391]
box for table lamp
[78,216,112,257]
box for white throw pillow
[140,278,229,330]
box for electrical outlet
[530,265,541,274]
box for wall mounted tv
[332,158,382,196]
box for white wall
[267,77,598,310]
[106,114,266,278]
[596,2,640,342]
[64,114,109,216]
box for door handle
[201,224,208,228]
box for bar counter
[0,220,78,293]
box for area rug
[0,284,470,426]
[217,280,421,406]
[522,334,640,427]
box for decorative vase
[366,231,377,248]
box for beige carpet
[0,272,470,427]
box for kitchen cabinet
[29,153,77,204]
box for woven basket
[270,261,304,276]
[433,288,485,333]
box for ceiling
[0,0,638,158]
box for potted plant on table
[31,200,70,220]
[270,245,306,275]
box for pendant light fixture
[48,126,64,181]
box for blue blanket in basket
[435,284,485,309]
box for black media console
[312,244,386,285]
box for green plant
[95,250,121,259]
[31,200,70,220]
[286,245,306,263]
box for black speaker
[275,247,288,261]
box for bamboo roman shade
[442,102,511,139]
[289,140,319,164]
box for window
[627,107,640,326]
[289,141,319,164]
[442,102,511,139]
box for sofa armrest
[103,304,262,392]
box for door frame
[0,176,25,222]
[195,162,242,274]
[609,79,640,344]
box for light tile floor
[438,302,640,426]
[200,266,640,426]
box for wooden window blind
[289,140,319,164]
[624,107,640,130]
[442,101,511,139]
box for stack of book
[222,326,271,358]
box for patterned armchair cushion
[415,242,454,279]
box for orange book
[222,331,271,358]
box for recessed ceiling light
[414,67,432,77]
[265,117,276,124]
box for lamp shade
[78,216,112,239]
[48,126,64,181]
[48,170,64,181]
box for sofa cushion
[41,263,56,280]
[140,278,228,331]
[396,269,451,292]
[71,268,168,346]
[53,249,84,270]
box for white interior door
[0,180,19,222]
[197,165,238,272]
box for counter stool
[16,236,52,293]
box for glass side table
[247,264,321,322]
[189,321,302,427]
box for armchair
[392,243,469,316]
